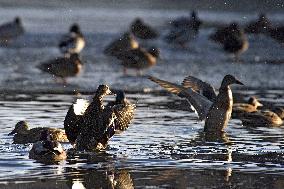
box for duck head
[96,85,114,96]
[191,11,197,19]
[8,121,29,135]
[221,75,244,88]
[115,91,126,104]
[248,96,263,107]
[133,18,143,25]
[148,47,160,58]
[70,23,80,34]
[14,17,21,25]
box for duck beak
[8,129,16,136]
[235,79,244,85]
[256,101,263,107]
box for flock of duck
[1,12,284,162]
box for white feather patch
[73,99,90,115]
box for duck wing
[149,76,212,120]
[182,75,217,101]
[113,103,136,131]
[59,33,77,53]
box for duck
[148,74,244,133]
[8,121,68,144]
[130,18,159,39]
[58,23,85,56]
[240,110,283,127]
[65,85,135,151]
[211,23,249,58]
[170,11,202,28]
[165,11,202,47]
[0,17,24,44]
[104,32,139,57]
[116,47,160,75]
[244,13,272,34]
[272,107,284,119]
[268,26,284,45]
[29,130,67,161]
[232,96,263,119]
[37,53,83,84]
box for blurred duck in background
[130,18,159,39]
[104,32,139,57]
[210,22,249,59]
[59,23,85,56]
[8,121,68,144]
[0,17,24,45]
[165,11,202,47]
[37,53,83,84]
[244,13,272,34]
[268,26,284,45]
[116,46,160,76]
[240,110,283,127]
[29,130,67,162]
[232,96,263,119]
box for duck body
[232,97,262,119]
[29,131,67,161]
[104,32,139,57]
[117,47,159,75]
[130,18,159,39]
[59,23,85,55]
[71,85,135,152]
[37,53,82,82]
[8,121,68,144]
[149,75,243,133]
[0,17,24,44]
[244,14,272,34]
[241,110,283,127]
[268,26,284,45]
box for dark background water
[0,0,284,188]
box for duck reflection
[65,152,134,189]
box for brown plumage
[130,18,159,39]
[232,96,263,119]
[37,53,82,83]
[8,121,68,144]
[241,110,283,127]
[104,32,139,57]
[116,47,160,75]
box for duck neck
[93,94,105,112]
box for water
[0,1,284,188]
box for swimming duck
[165,11,202,47]
[232,96,263,119]
[104,32,139,57]
[66,85,135,151]
[8,121,68,144]
[37,53,83,84]
[268,26,284,45]
[130,18,159,39]
[59,23,85,56]
[116,47,160,75]
[241,110,283,127]
[0,17,24,44]
[29,130,67,161]
[244,13,272,34]
[272,107,284,119]
[148,75,244,133]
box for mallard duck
[104,32,139,57]
[0,17,24,44]
[37,53,82,84]
[74,85,135,151]
[148,74,244,133]
[268,26,284,45]
[232,96,263,119]
[244,13,272,34]
[223,23,249,57]
[241,110,283,127]
[130,18,159,39]
[165,11,202,47]
[29,130,67,161]
[59,23,85,56]
[8,121,68,144]
[116,47,160,75]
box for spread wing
[59,33,77,53]
[182,75,217,101]
[149,76,212,120]
[113,103,136,131]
